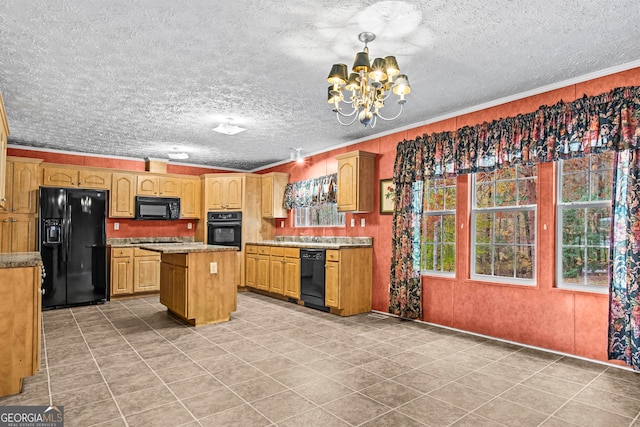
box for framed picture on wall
[380,178,395,214]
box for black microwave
[135,196,180,220]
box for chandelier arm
[375,103,404,121]
[336,110,360,126]
[336,105,358,117]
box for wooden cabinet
[335,150,376,212]
[2,157,40,215]
[324,248,372,316]
[41,165,111,189]
[109,246,160,296]
[261,172,289,218]
[205,176,243,210]
[0,92,10,211]
[136,175,181,197]
[180,177,201,219]
[110,173,136,218]
[159,250,237,326]
[0,261,41,396]
[0,214,37,253]
[244,245,300,298]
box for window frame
[420,177,456,277]
[470,165,538,285]
[555,154,613,294]
[293,204,345,228]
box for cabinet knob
[2,219,8,222]
[78,182,82,185]
[11,218,17,222]
[1,197,5,202]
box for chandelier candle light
[328,32,411,128]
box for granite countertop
[249,236,373,249]
[108,237,196,247]
[0,252,43,268]
[139,243,239,254]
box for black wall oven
[207,211,242,247]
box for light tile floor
[2,291,640,426]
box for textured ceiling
[1,1,640,171]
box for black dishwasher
[300,249,329,312]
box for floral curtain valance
[283,173,337,209]
[396,85,640,181]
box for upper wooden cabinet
[2,157,40,215]
[205,175,243,211]
[180,177,201,219]
[0,92,9,211]
[41,165,111,189]
[136,175,181,197]
[261,172,289,218]
[110,173,136,218]
[335,150,376,213]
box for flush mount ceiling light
[167,147,189,160]
[290,148,304,163]
[212,119,246,136]
[327,32,411,128]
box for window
[294,203,345,227]
[472,165,537,282]
[421,178,456,274]
[557,152,614,292]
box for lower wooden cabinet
[0,262,41,396]
[245,245,300,298]
[160,255,187,318]
[324,248,372,316]
[110,247,161,296]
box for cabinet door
[283,257,300,298]
[269,256,284,294]
[110,173,135,217]
[134,256,160,292]
[111,256,133,295]
[207,178,225,210]
[42,166,77,187]
[256,255,270,291]
[245,254,258,288]
[137,176,159,196]
[0,127,7,210]
[225,177,243,209]
[325,261,340,308]
[180,178,200,218]
[0,216,11,253]
[159,177,181,197]
[261,176,274,218]
[337,157,358,211]
[79,169,111,189]
[172,266,188,318]
[10,215,37,252]
[159,262,172,307]
[11,160,39,214]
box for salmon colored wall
[263,67,640,365]
[6,147,225,239]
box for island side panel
[188,251,237,325]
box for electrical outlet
[209,262,217,274]
[361,218,365,227]
[350,218,355,227]
[280,220,284,228]
[114,223,119,230]
[187,222,193,229]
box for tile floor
[1,291,640,427]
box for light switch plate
[210,262,217,274]
[361,218,365,227]
[350,218,355,227]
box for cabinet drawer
[134,247,159,257]
[163,253,188,267]
[284,247,299,258]
[257,246,270,255]
[246,245,258,254]
[326,250,340,261]
[270,246,284,256]
[112,247,134,258]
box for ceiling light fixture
[327,32,411,128]
[290,148,304,163]
[166,147,189,160]
[212,119,246,135]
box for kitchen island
[140,243,239,326]
[0,252,41,396]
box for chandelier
[327,32,411,128]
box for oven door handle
[208,221,242,226]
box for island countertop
[139,243,239,254]
[0,252,43,268]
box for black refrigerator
[39,187,108,310]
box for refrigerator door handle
[64,204,72,261]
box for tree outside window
[421,178,456,274]
[472,165,537,282]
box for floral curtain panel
[283,173,337,209]
[391,86,640,368]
